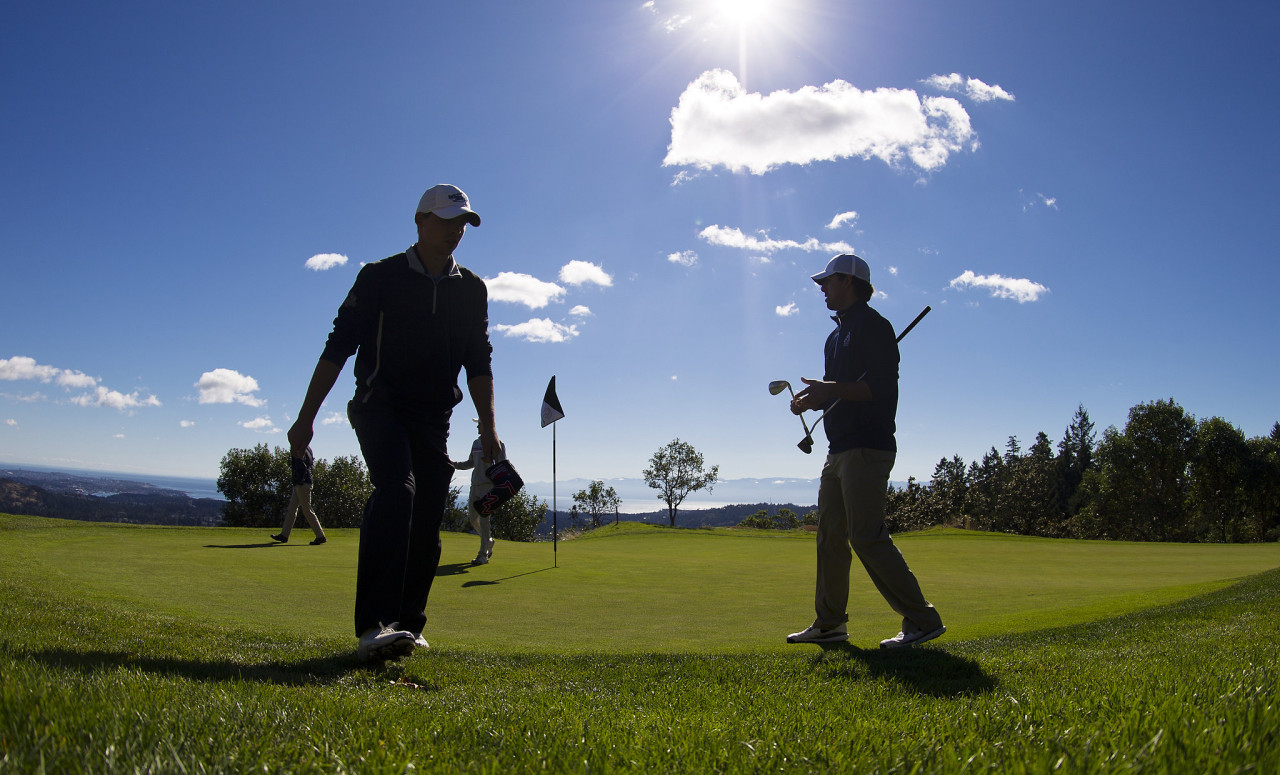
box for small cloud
[485,272,566,309]
[699,225,852,255]
[320,411,349,427]
[569,305,592,317]
[56,370,97,389]
[1020,190,1059,212]
[493,318,580,343]
[559,260,613,287]
[195,369,265,407]
[305,253,349,271]
[776,302,799,317]
[239,416,278,432]
[949,270,1049,303]
[825,211,859,230]
[663,14,692,32]
[0,356,60,382]
[668,250,699,267]
[113,433,125,439]
[888,266,899,275]
[70,386,162,411]
[180,420,195,428]
[923,73,1015,103]
[5,418,16,428]
[671,375,678,381]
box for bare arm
[467,374,500,464]
[287,359,342,456]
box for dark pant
[348,400,454,636]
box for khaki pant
[279,484,325,540]
[815,448,942,632]
[467,486,492,558]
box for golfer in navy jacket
[287,184,502,661]
[787,254,945,649]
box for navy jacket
[822,301,899,453]
[319,249,492,412]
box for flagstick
[552,421,558,568]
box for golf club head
[798,435,814,454]
[768,380,793,397]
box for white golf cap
[416,184,481,226]
[811,253,870,284]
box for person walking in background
[786,254,945,649]
[287,183,502,662]
[450,419,507,565]
[271,446,326,545]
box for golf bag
[472,459,524,517]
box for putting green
[3,515,1278,652]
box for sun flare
[711,0,779,27]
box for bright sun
[711,0,778,27]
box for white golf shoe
[357,622,415,662]
[879,624,946,649]
[786,622,849,644]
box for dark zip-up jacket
[319,248,492,412]
[822,301,899,453]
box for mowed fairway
[2,515,1278,652]
[3,514,1279,773]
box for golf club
[795,305,932,453]
[768,379,814,441]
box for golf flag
[540,376,565,427]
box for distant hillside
[537,502,817,535]
[0,478,224,527]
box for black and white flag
[540,376,565,428]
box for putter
[794,305,932,453]
[768,380,814,446]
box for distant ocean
[0,463,224,501]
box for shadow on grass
[203,542,284,549]
[19,646,437,690]
[811,642,998,698]
[461,566,554,588]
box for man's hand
[287,421,314,458]
[793,378,836,413]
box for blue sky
[3,1,1278,500]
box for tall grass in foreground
[1,522,1277,772]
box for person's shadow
[810,642,998,697]
[203,542,283,549]
[18,646,433,690]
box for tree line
[884,399,1280,543]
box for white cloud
[663,14,692,32]
[0,356,62,383]
[776,302,799,317]
[888,266,899,276]
[699,225,853,255]
[70,386,162,410]
[825,211,859,230]
[493,318,580,343]
[664,69,978,175]
[5,418,16,428]
[559,260,613,287]
[180,420,195,428]
[113,433,125,439]
[320,411,349,427]
[1,356,162,411]
[949,271,1049,303]
[668,250,699,267]
[195,368,265,407]
[484,272,566,309]
[922,73,1015,103]
[569,305,592,317]
[239,416,278,432]
[305,253,349,271]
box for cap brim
[811,270,836,284]
[426,206,481,226]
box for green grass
[1,514,1278,773]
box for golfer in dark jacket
[287,184,501,661]
[787,254,944,649]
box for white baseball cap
[811,253,870,284]
[416,184,481,227]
